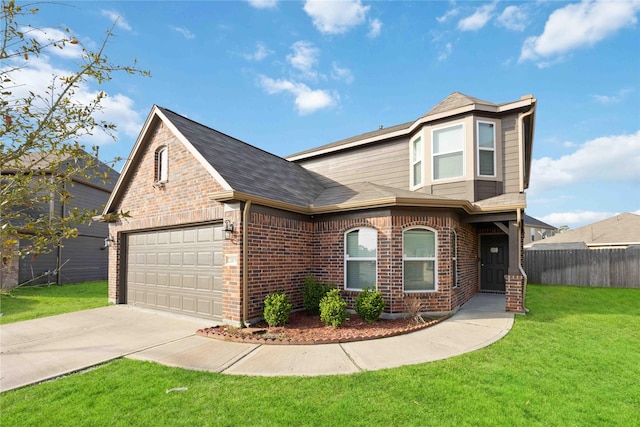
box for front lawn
[0,281,108,325]
[1,284,638,426]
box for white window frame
[402,227,438,293]
[477,121,496,177]
[156,146,168,182]
[344,227,378,291]
[431,123,465,181]
[410,135,424,189]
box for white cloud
[246,0,277,9]
[591,88,634,105]
[437,8,459,24]
[520,0,640,65]
[497,5,527,31]
[3,55,143,147]
[367,19,382,38]
[287,41,320,79]
[170,26,195,39]
[244,42,273,61]
[22,27,83,59]
[331,62,354,84]
[258,75,337,115]
[457,2,497,31]
[100,10,132,31]
[529,131,640,195]
[303,0,369,34]
[438,42,453,61]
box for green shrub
[355,287,385,323]
[263,291,292,327]
[302,276,333,315]
[319,288,347,327]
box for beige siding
[502,114,520,193]
[295,137,410,189]
[428,181,474,200]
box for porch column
[505,220,524,313]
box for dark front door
[480,235,509,292]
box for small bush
[355,287,385,323]
[319,288,347,327]
[302,276,333,315]
[263,291,292,327]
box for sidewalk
[1,294,513,392]
[128,294,513,376]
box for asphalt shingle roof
[529,213,640,246]
[158,107,325,207]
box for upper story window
[403,227,437,292]
[477,121,496,177]
[345,227,377,290]
[432,124,464,181]
[411,136,423,189]
[155,146,168,182]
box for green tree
[0,0,148,286]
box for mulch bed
[196,311,449,345]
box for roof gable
[104,106,325,214]
[422,92,496,117]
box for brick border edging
[195,315,451,345]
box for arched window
[403,227,437,291]
[344,227,377,290]
[155,146,168,182]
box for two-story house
[101,92,536,325]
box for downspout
[242,200,252,327]
[518,107,534,312]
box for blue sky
[15,0,640,229]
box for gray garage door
[126,224,223,320]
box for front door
[480,235,509,292]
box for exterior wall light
[223,220,234,240]
[102,234,115,250]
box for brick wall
[245,210,314,320]
[107,120,228,304]
[308,211,479,315]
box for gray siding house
[1,153,118,288]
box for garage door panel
[126,224,223,320]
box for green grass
[1,284,639,426]
[0,281,108,324]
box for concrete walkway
[1,294,512,392]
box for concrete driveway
[0,305,212,392]
[1,294,513,392]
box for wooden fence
[524,248,640,288]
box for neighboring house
[101,92,537,325]
[523,214,556,246]
[527,213,640,250]
[0,152,118,288]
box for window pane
[413,161,422,186]
[346,228,377,257]
[404,229,435,257]
[412,137,422,161]
[478,123,494,148]
[434,152,463,179]
[404,260,435,291]
[479,150,495,176]
[346,260,376,289]
[433,125,463,154]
